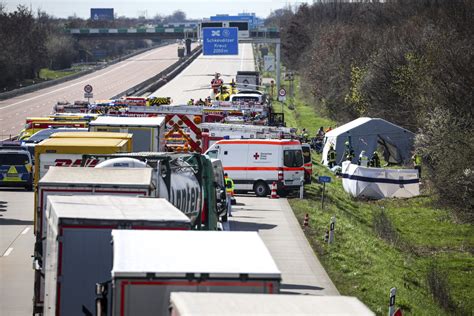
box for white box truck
[98,230,281,316]
[43,195,191,316]
[169,292,375,316]
[89,116,166,152]
[205,139,304,196]
[34,167,154,314]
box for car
[0,149,33,190]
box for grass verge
[39,67,80,80]
[281,77,474,315]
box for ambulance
[205,139,304,197]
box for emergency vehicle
[126,105,203,153]
[0,146,33,190]
[200,123,295,151]
[19,115,94,140]
[205,139,304,197]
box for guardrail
[0,42,171,101]
[111,45,202,99]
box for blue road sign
[90,8,114,21]
[318,176,332,183]
[203,27,238,56]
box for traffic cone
[270,182,279,199]
[303,213,309,230]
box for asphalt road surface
[0,189,34,316]
[150,43,255,104]
[0,43,183,139]
[230,196,339,296]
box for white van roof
[39,167,153,188]
[111,230,281,279]
[215,139,301,145]
[170,293,375,315]
[47,195,190,225]
[89,116,165,127]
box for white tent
[322,117,414,166]
[341,161,420,199]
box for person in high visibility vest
[224,173,236,208]
[343,140,355,162]
[412,153,422,178]
[327,145,336,168]
[369,151,381,168]
[300,128,309,143]
[358,150,369,167]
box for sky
[4,0,310,20]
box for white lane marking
[0,45,175,111]
[3,247,13,257]
[21,227,31,235]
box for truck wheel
[254,181,269,197]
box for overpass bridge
[65,26,280,42]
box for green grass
[280,76,474,315]
[273,79,335,134]
[39,68,79,80]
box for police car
[0,145,33,190]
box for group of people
[326,140,381,169]
[309,126,334,153]
[326,140,422,178]
[186,74,238,106]
[187,98,210,106]
[357,150,381,168]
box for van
[205,139,304,197]
[229,92,265,104]
[0,148,33,190]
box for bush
[271,0,474,215]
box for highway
[230,196,339,295]
[0,43,183,139]
[150,43,255,104]
[0,189,34,316]
[0,42,338,315]
[153,42,338,294]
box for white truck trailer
[98,230,281,316]
[89,116,166,152]
[43,195,191,316]
[34,167,155,314]
[169,292,375,316]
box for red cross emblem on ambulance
[253,152,260,160]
